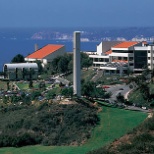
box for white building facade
[89,41,154,75]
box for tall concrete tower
[73,31,81,97]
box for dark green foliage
[61,87,73,97]
[38,81,46,90]
[81,81,108,99]
[81,52,92,69]
[47,52,92,75]
[11,54,25,63]
[116,93,125,103]
[46,90,56,99]
[35,60,43,74]
[0,103,99,147]
[29,79,33,88]
[30,90,41,100]
[48,54,72,74]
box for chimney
[35,44,39,51]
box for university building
[89,41,154,75]
[25,44,65,67]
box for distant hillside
[1,27,154,42]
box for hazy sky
[0,0,154,28]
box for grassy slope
[0,106,147,154]
[0,81,12,91]
[65,69,95,83]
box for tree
[50,56,61,74]
[128,69,153,106]
[36,60,43,74]
[61,87,73,97]
[31,91,41,100]
[58,56,69,73]
[46,90,56,100]
[81,81,106,98]
[6,81,10,90]
[81,53,92,69]
[38,81,46,91]
[29,79,33,88]
[116,93,125,103]
[11,54,25,63]
[81,81,96,97]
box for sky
[0,0,154,28]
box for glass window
[134,51,147,69]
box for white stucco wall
[44,46,65,62]
[97,42,103,55]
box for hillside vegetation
[0,102,99,147]
[0,106,146,154]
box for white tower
[73,31,81,97]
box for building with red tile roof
[89,41,154,75]
[25,44,65,66]
[112,41,139,49]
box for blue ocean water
[0,39,98,71]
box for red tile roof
[26,44,64,59]
[112,60,128,63]
[112,41,139,48]
[105,50,112,55]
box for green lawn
[0,106,147,154]
[65,69,95,83]
[16,82,39,90]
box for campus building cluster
[3,39,154,80]
[89,41,154,75]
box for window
[123,57,127,61]
[134,51,147,69]
[129,57,134,61]
[105,58,109,62]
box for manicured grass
[65,69,95,83]
[0,106,147,154]
[16,82,39,90]
[17,82,29,90]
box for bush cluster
[0,102,99,147]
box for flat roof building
[89,41,154,75]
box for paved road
[105,84,130,101]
